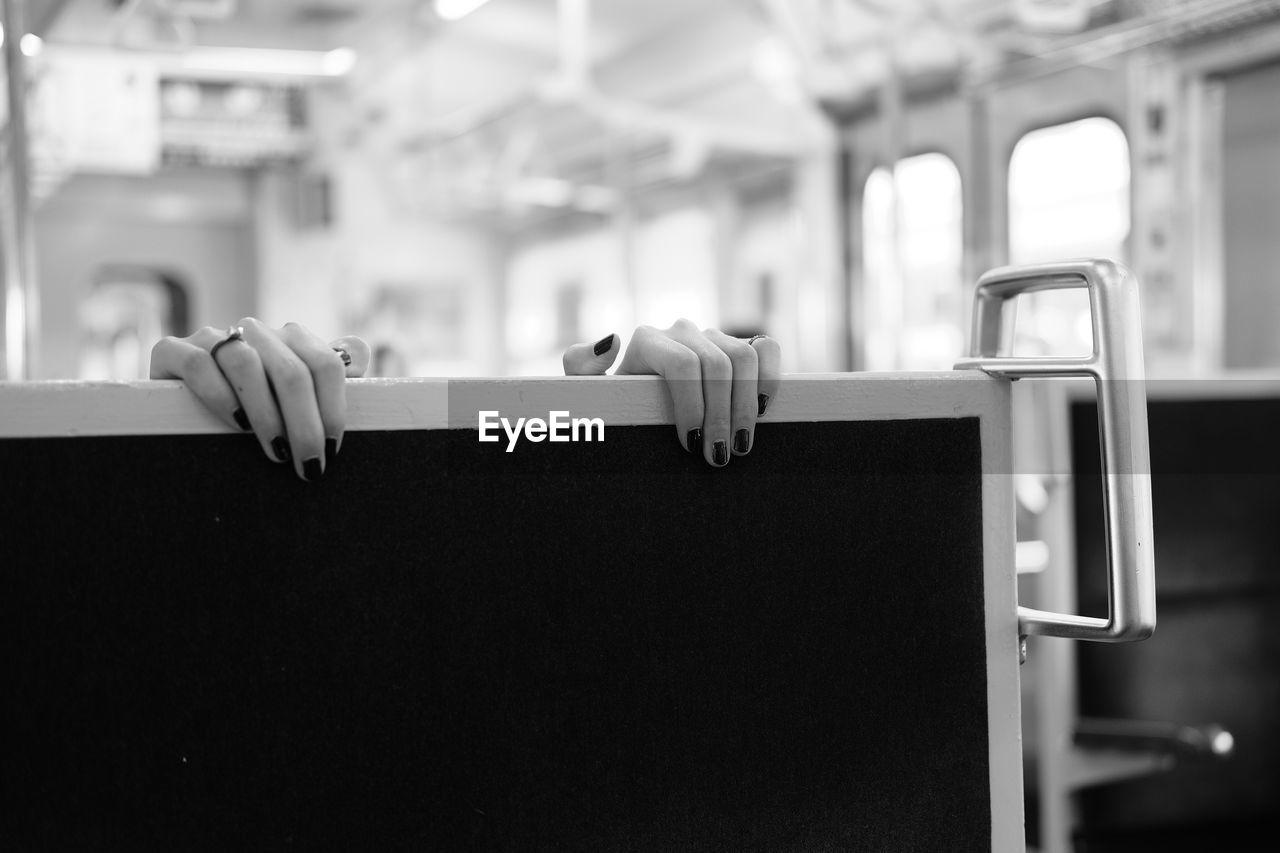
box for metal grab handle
[955,259,1156,642]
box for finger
[750,334,782,416]
[615,326,706,455]
[704,329,759,456]
[208,332,290,465]
[150,334,244,431]
[329,335,371,378]
[280,322,349,460]
[663,319,733,467]
[239,317,326,482]
[562,333,620,376]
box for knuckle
[701,348,732,377]
[312,353,345,382]
[757,337,782,358]
[631,325,657,344]
[237,316,262,331]
[672,348,700,374]
[726,339,757,363]
[273,362,311,394]
[179,346,210,375]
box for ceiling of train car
[33,1,1024,70]
[35,2,1280,92]
[39,0,742,56]
[27,0,1280,227]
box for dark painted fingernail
[272,436,291,463]
[233,408,252,431]
[326,437,338,464]
[303,457,324,482]
[686,428,703,454]
[758,394,770,416]
[734,429,751,454]
[593,334,615,356]
[712,440,728,466]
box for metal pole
[2,0,38,380]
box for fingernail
[686,428,703,454]
[233,408,252,431]
[326,437,338,465]
[303,457,324,482]
[734,429,751,454]
[593,334,615,356]
[758,394,770,416]
[712,440,728,466]
[272,436,291,463]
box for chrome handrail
[956,258,1156,642]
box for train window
[862,152,965,371]
[1008,117,1130,357]
[78,265,191,381]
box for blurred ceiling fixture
[434,0,492,22]
[39,43,361,79]
[1014,0,1095,35]
[750,37,799,87]
[0,24,43,55]
[166,44,359,78]
[149,0,238,20]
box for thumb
[563,333,620,375]
[329,335,372,377]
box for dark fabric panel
[2,419,989,851]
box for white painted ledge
[0,372,1002,437]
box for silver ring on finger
[332,345,352,367]
[748,334,768,345]
[210,325,247,360]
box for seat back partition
[0,373,1022,852]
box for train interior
[3,1,1280,850]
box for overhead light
[41,43,360,80]
[751,38,796,86]
[435,0,492,22]
[0,25,45,56]
[321,47,358,76]
[168,45,358,78]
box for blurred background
[5,2,1280,852]
[5,0,1278,382]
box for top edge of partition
[0,372,1005,438]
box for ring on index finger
[210,325,246,360]
[748,334,768,345]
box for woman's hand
[150,319,370,481]
[562,321,781,467]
